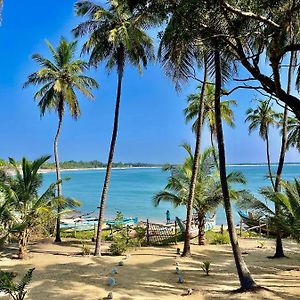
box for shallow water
[41,165,300,225]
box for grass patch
[61,229,111,240]
[205,230,230,245]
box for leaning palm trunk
[197,211,205,245]
[265,130,275,189]
[214,50,257,290]
[182,57,208,257]
[272,51,294,258]
[54,116,63,243]
[95,61,124,256]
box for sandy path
[0,238,299,299]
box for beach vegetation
[201,261,211,276]
[0,268,34,300]
[24,38,98,243]
[206,231,230,245]
[154,145,249,246]
[73,0,155,256]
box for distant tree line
[0,159,161,169]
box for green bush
[81,243,91,256]
[201,261,211,276]
[109,237,128,256]
[205,230,230,245]
[0,268,34,300]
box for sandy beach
[0,238,299,300]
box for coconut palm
[184,84,237,163]
[156,0,257,289]
[73,0,155,256]
[0,156,58,258]
[154,144,248,245]
[245,99,281,188]
[286,116,300,151]
[24,38,98,243]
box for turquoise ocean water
[41,165,300,225]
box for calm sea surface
[41,165,300,225]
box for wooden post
[266,222,269,238]
[93,223,96,241]
[175,220,177,245]
[146,219,150,245]
[259,220,262,237]
[220,224,224,235]
[239,218,243,237]
[74,222,77,238]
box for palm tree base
[267,254,287,259]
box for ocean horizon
[41,164,300,225]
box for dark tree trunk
[182,57,208,257]
[198,211,205,245]
[54,116,63,243]
[94,55,124,256]
[272,51,293,258]
[265,130,275,189]
[214,50,257,290]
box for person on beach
[166,210,170,224]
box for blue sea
[41,165,300,225]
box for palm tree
[154,144,248,245]
[0,156,57,258]
[245,99,280,189]
[184,84,237,164]
[24,38,98,243]
[214,50,257,290]
[286,116,300,151]
[73,0,155,256]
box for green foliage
[24,38,98,120]
[0,268,34,300]
[205,230,230,245]
[73,0,155,74]
[109,235,128,256]
[0,156,58,258]
[81,243,91,256]
[201,261,211,276]
[42,160,160,170]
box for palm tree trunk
[94,64,124,256]
[214,50,257,290]
[198,211,205,245]
[272,51,293,258]
[54,116,63,243]
[265,130,275,189]
[210,127,219,167]
[18,230,28,259]
[182,56,208,257]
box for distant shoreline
[38,163,300,173]
[38,166,161,173]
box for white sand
[0,238,299,299]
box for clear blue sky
[0,1,298,164]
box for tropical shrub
[201,261,211,276]
[109,236,128,256]
[0,268,34,300]
[206,230,230,245]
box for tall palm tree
[184,84,237,164]
[73,0,155,256]
[24,38,98,243]
[214,50,257,290]
[245,99,280,189]
[272,49,296,258]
